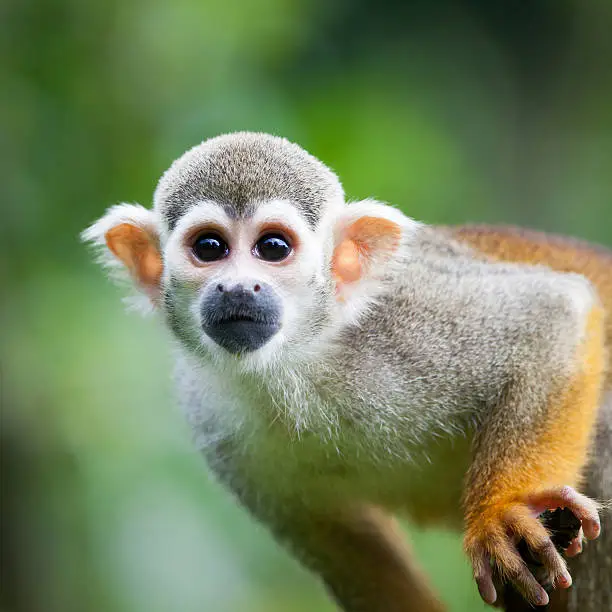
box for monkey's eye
[254,233,292,262]
[192,233,229,262]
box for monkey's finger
[472,549,497,605]
[497,546,551,607]
[471,528,550,607]
[527,486,601,540]
[505,506,571,589]
[522,532,570,588]
[565,531,583,558]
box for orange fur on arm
[463,305,606,578]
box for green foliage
[2,1,611,611]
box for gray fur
[154,132,344,230]
[182,226,595,482]
[173,215,598,611]
[86,132,609,612]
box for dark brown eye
[192,233,229,262]
[254,233,292,262]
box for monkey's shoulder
[339,252,598,391]
[448,223,612,354]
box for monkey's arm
[448,224,612,608]
[247,501,445,612]
[463,302,605,607]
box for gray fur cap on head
[153,132,345,231]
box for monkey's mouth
[209,309,277,326]
[203,310,281,353]
[216,313,258,324]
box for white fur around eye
[163,203,233,277]
[251,200,314,234]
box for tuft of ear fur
[331,199,415,299]
[81,203,162,312]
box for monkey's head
[83,132,412,369]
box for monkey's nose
[216,283,261,296]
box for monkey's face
[162,198,332,360]
[84,132,409,369]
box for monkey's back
[451,225,612,371]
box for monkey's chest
[245,424,471,529]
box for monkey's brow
[219,200,259,221]
[161,197,256,232]
[163,196,317,233]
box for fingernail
[558,572,572,587]
[536,590,550,606]
[593,523,601,537]
[478,583,497,605]
[586,523,600,540]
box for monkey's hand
[527,486,600,560]
[465,485,601,607]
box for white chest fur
[177,352,471,528]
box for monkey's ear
[81,204,163,307]
[331,200,410,294]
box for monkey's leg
[464,306,605,607]
[547,389,612,612]
[269,504,445,612]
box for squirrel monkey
[83,132,610,612]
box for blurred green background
[2,1,611,611]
